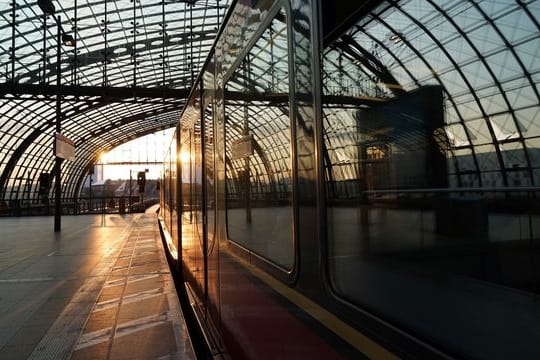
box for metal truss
[0,0,231,203]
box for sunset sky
[97,128,174,180]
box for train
[159,0,540,358]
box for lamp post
[129,169,133,212]
[39,0,75,232]
[54,15,62,232]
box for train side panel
[162,0,540,358]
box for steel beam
[0,83,190,100]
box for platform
[0,212,194,360]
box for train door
[222,7,296,277]
[181,80,223,350]
[180,84,207,307]
[202,85,222,340]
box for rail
[364,186,540,195]
[0,196,159,217]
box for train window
[170,138,178,248]
[204,93,216,255]
[224,10,293,270]
[322,1,540,357]
[180,86,206,298]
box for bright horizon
[95,128,174,180]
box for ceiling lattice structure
[321,0,540,190]
[0,0,231,202]
[0,0,539,205]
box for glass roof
[0,0,539,204]
[321,0,540,189]
[0,0,231,202]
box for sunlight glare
[179,150,191,164]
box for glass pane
[323,0,540,357]
[179,84,205,299]
[225,10,293,270]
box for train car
[160,0,540,358]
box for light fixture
[390,32,404,45]
[62,33,76,47]
[37,0,55,15]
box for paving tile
[84,307,118,333]
[111,268,129,276]
[118,294,169,322]
[98,284,124,303]
[124,275,165,296]
[131,255,158,266]
[128,263,161,275]
[71,340,110,360]
[109,322,177,360]
[114,258,131,268]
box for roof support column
[103,0,108,86]
[54,15,62,232]
[10,0,16,82]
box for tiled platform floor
[0,212,194,360]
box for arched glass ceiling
[1,0,228,87]
[218,0,539,196]
[1,0,539,205]
[0,0,231,203]
[322,0,540,189]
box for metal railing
[0,196,159,217]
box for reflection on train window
[323,0,540,355]
[161,141,178,250]
[204,92,217,255]
[225,10,293,270]
[179,87,206,297]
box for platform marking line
[136,238,155,243]
[103,273,161,288]
[75,314,171,351]
[127,262,161,271]
[115,312,169,338]
[93,286,163,313]
[103,274,160,288]
[130,258,160,267]
[126,273,161,282]
[133,250,157,256]
[111,267,129,274]
[112,265,130,271]
[74,327,113,350]
[123,285,163,298]
[104,278,126,288]
[91,287,164,314]
[134,244,156,250]
[93,298,121,312]
[137,236,156,241]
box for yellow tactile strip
[71,217,194,360]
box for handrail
[0,195,159,217]
[364,186,540,195]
